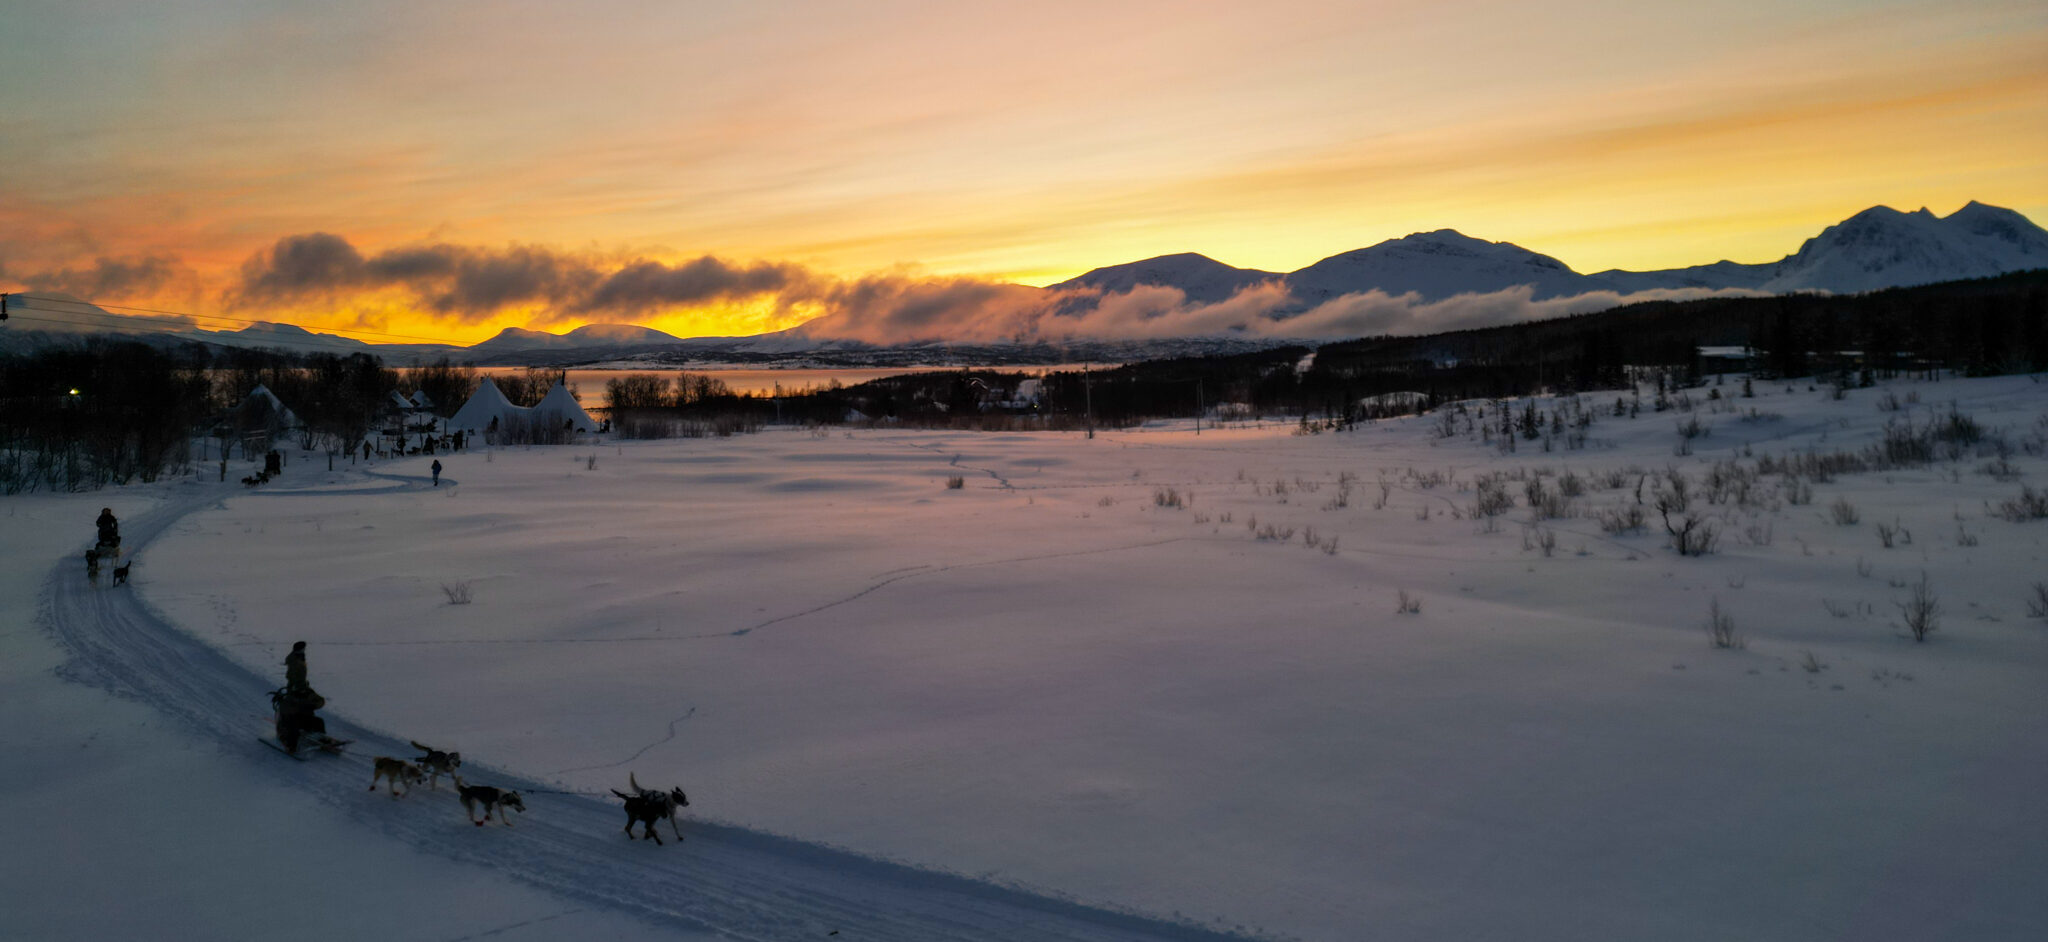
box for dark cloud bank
[217,232,1746,343]
[4,254,186,299]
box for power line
[0,305,472,357]
[8,292,480,347]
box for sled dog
[610,772,690,844]
[369,757,425,797]
[111,560,131,586]
[85,549,100,585]
[454,776,524,827]
[409,740,461,790]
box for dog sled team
[84,508,131,588]
[276,640,689,839]
[82,508,692,844]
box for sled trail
[44,491,1263,942]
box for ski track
[41,482,1271,942]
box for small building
[224,384,303,458]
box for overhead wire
[0,308,463,357]
[7,292,479,347]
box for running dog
[111,560,131,587]
[409,740,462,790]
[453,776,524,827]
[84,549,100,585]
[611,772,690,845]
[368,757,425,798]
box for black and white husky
[611,772,690,844]
[453,776,524,827]
[409,740,461,790]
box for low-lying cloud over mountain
[8,202,2043,355]
[787,201,2046,344]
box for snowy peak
[1945,201,2048,252]
[1285,229,1597,303]
[1052,252,1279,304]
[470,323,683,354]
[561,323,683,345]
[1763,201,2048,294]
[1061,203,2045,312]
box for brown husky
[368,757,425,798]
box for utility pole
[1084,367,1094,440]
[1195,379,1203,435]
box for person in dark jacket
[431,459,443,486]
[284,640,308,692]
[275,641,324,751]
[273,684,327,752]
[95,508,118,546]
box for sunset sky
[3,0,2044,344]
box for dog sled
[267,686,350,757]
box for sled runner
[258,734,350,759]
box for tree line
[0,343,501,492]
[7,270,2043,484]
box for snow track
[42,486,1264,942]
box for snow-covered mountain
[467,323,685,354]
[1284,229,1601,303]
[1050,252,1279,304]
[1760,201,2048,293]
[9,202,2042,361]
[1067,202,2048,303]
[1597,201,2048,295]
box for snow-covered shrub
[1896,573,1941,642]
[1705,598,1742,649]
[441,582,473,605]
[1978,458,2024,482]
[1597,503,1646,535]
[1654,470,1717,556]
[1472,475,1514,520]
[1830,497,1861,526]
[1994,485,2047,522]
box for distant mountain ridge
[1051,252,1279,304]
[8,202,2042,363]
[1072,201,2048,303]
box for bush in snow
[1896,573,1941,642]
[1705,598,1742,649]
[1994,485,2047,522]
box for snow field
[27,372,2048,940]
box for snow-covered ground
[8,373,2048,940]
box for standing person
[431,459,443,486]
[284,640,308,692]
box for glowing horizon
[2,0,2044,344]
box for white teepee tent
[448,378,527,434]
[530,381,597,432]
